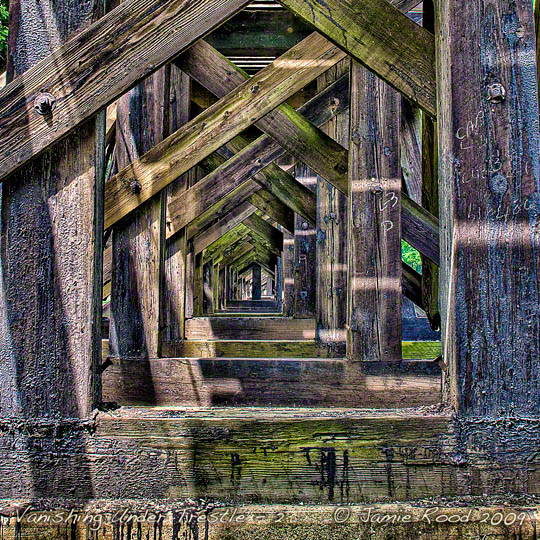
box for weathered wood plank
[0,0,105,417]
[277,0,436,116]
[102,356,440,408]
[0,0,253,180]
[161,66,192,345]
[436,0,540,414]
[294,163,317,318]
[347,63,402,362]
[282,231,296,317]
[251,263,262,300]
[194,201,257,255]
[105,33,343,229]
[185,317,316,340]
[316,60,349,349]
[243,213,284,252]
[249,190,295,234]
[420,0,440,331]
[109,64,168,358]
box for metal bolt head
[487,83,506,104]
[301,221,309,230]
[34,92,56,115]
[130,181,142,194]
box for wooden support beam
[282,231,295,317]
[0,0,106,419]
[185,317,316,341]
[178,39,348,200]
[420,0,440,330]
[316,61,348,348]
[0,0,252,180]
[437,0,540,415]
[203,261,215,315]
[180,40,439,264]
[102,357,441,408]
[400,99,422,203]
[161,67,193,345]
[294,163,317,318]
[347,62,402,362]
[277,0,436,117]
[109,62,169,358]
[242,214,284,252]
[249,190,295,234]
[193,201,257,255]
[252,263,262,300]
[167,63,352,240]
[105,33,343,229]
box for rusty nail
[487,83,506,104]
[34,92,56,115]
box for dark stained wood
[161,66,192,345]
[102,356,440,408]
[185,317,316,341]
[420,0,440,331]
[109,64,168,358]
[203,261,215,315]
[400,99,422,203]
[294,163,317,318]
[316,61,349,349]
[0,0,253,180]
[243,214,284,252]
[347,63,402,362]
[436,0,540,415]
[249,190,295,234]
[277,0,436,116]
[251,263,262,300]
[0,0,105,418]
[282,231,296,318]
[105,33,344,229]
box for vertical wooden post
[0,0,105,418]
[347,63,402,362]
[276,258,284,313]
[203,261,214,315]
[316,61,348,349]
[421,0,440,331]
[194,252,204,316]
[282,232,295,316]
[109,64,169,358]
[252,263,262,300]
[294,164,317,318]
[162,67,192,346]
[185,241,195,320]
[436,0,540,415]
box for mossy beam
[179,41,439,261]
[277,0,436,117]
[104,33,341,229]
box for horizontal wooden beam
[185,317,316,340]
[278,0,436,117]
[105,33,343,229]
[0,0,252,180]
[102,356,440,408]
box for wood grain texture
[162,67,192,345]
[294,163,317,318]
[249,190,295,234]
[277,0,436,116]
[105,33,342,229]
[400,99,422,203]
[316,61,349,348]
[102,357,440,408]
[185,317,316,341]
[282,231,296,317]
[347,62,402,362]
[0,0,253,180]
[0,0,105,418]
[109,65,168,358]
[420,0,440,331]
[437,0,540,415]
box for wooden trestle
[0,0,540,537]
